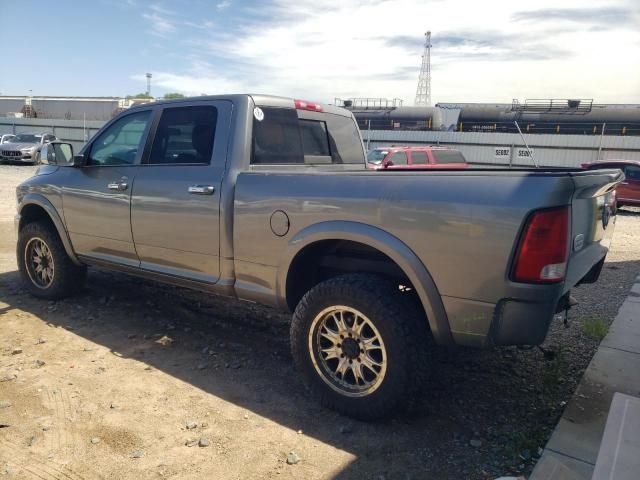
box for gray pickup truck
[15,94,621,419]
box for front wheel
[17,220,86,300]
[290,274,428,420]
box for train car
[456,102,640,136]
[350,106,444,131]
[347,100,640,136]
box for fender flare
[276,220,454,346]
[18,194,82,266]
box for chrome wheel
[25,237,55,289]
[309,306,387,397]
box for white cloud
[142,11,176,36]
[149,4,174,15]
[216,1,231,10]
[137,0,640,103]
[131,62,245,96]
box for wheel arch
[277,221,454,346]
[17,194,82,266]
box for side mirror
[73,153,87,166]
[382,158,394,168]
[40,142,75,166]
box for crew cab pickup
[367,145,468,169]
[15,94,621,419]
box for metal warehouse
[0,96,133,121]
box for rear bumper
[446,254,607,348]
[492,254,608,345]
[444,289,562,348]
[491,298,559,346]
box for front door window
[88,111,151,166]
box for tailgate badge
[573,234,584,252]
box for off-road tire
[17,220,86,300]
[290,274,429,420]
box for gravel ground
[0,164,639,479]
[0,165,36,221]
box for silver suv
[0,132,57,164]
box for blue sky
[3,0,640,104]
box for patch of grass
[582,317,608,341]
[505,429,548,460]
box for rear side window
[252,107,363,165]
[253,108,303,164]
[411,151,428,165]
[148,106,217,165]
[324,114,364,164]
[432,150,467,164]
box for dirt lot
[1,164,639,479]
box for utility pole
[414,31,432,106]
[145,73,152,96]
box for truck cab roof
[127,94,354,118]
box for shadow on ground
[1,256,639,479]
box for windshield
[14,134,41,143]
[367,149,389,164]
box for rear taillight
[512,206,570,284]
[294,99,323,112]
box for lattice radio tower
[414,31,432,106]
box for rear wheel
[290,274,428,420]
[17,220,86,300]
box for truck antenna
[514,121,538,168]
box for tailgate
[564,168,623,288]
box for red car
[367,146,468,170]
[582,160,640,207]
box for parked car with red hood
[582,160,640,207]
